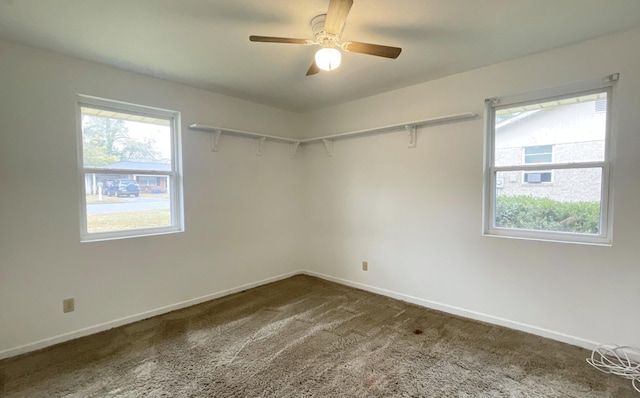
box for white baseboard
[301,270,601,351]
[0,271,299,360]
[1,268,607,360]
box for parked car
[104,179,140,197]
[101,180,115,195]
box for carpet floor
[0,275,634,397]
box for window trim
[76,94,183,242]
[482,78,616,245]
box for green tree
[119,137,161,161]
[82,116,161,167]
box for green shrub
[495,195,600,234]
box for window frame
[482,78,616,245]
[76,95,183,242]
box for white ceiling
[1,0,640,113]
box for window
[524,145,552,164]
[77,95,183,241]
[483,76,616,245]
[523,145,553,183]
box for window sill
[482,230,612,246]
[81,227,183,243]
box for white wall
[301,28,640,348]
[2,27,640,358]
[0,40,306,357]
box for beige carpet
[0,275,634,397]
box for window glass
[79,98,182,241]
[494,93,606,167]
[484,84,613,244]
[495,168,602,235]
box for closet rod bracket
[290,142,300,158]
[406,125,418,148]
[322,138,334,157]
[256,136,266,156]
[210,129,222,152]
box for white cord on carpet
[586,344,640,393]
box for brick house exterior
[84,160,171,194]
[495,100,606,202]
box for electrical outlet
[362,261,368,271]
[63,298,75,313]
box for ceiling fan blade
[343,41,402,59]
[306,60,320,76]
[249,35,308,44]
[325,0,353,35]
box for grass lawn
[87,209,171,233]
[85,192,169,204]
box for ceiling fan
[249,0,402,76]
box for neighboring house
[494,99,606,202]
[84,160,171,194]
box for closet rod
[299,113,477,143]
[189,112,478,149]
[189,124,300,143]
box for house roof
[495,93,607,129]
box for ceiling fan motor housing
[311,14,341,47]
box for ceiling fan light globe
[315,48,341,71]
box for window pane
[84,173,172,233]
[524,153,552,164]
[524,172,552,183]
[81,107,172,168]
[494,168,602,235]
[494,93,607,167]
[524,145,552,156]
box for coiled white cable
[586,344,640,393]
